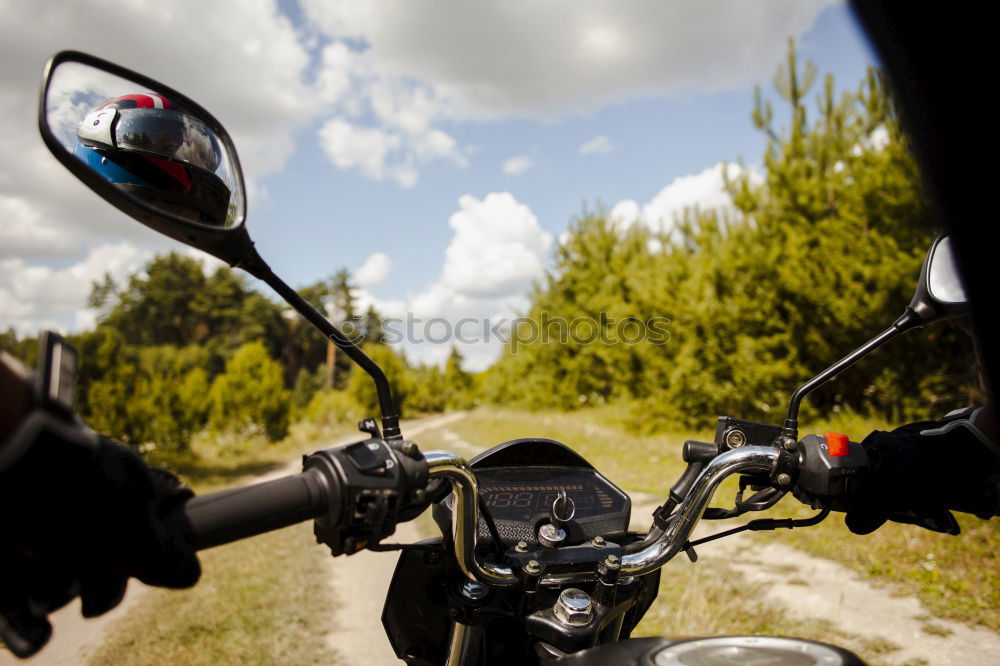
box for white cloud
[315,41,358,105]
[609,199,641,227]
[502,155,534,175]
[613,162,762,235]
[296,1,830,185]
[391,192,552,370]
[579,135,614,155]
[301,0,832,118]
[355,252,393,288]
[440,193,552,298]
[316,111,465,188]
[318,118,401,183]
[851,125,890,156]
[0,243,149,336]
[310,50,468,186]
[0,195,76,259]
[183,247,229,276]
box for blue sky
[258,4,875,293]
[0,1,878,370]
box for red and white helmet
[75,93,231,226]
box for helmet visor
[110,108,222,172]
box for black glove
[845,411,999,536]
[0,426,200,658]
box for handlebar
[166,425,993,593]
[170,468,334,550]
[621,446,779,575]
[166,440,809,583]
[168,436,427,556]
[426,446,785,587]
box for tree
[281,269,359,390]
[93,252,286,362]
[77,327,146,444]
[443,347,475,409]
[484,42,979,429]
[408,364,448,413]
[208,341,291,441]
[0,328,36,367]
[291,365,326,415]
[134,345,213,450]
[486,214,665,408]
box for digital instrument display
[475,466,626,523]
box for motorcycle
[34,51,983,665]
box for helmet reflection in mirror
[73,93,231,227]
[927,236,967,304]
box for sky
[0,0,879,371]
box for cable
[477,493,506,560]
[681,508,830,562]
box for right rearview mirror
[909,234,969,324]
[783,233,970,435]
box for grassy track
[89,523,339,665]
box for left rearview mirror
[38,51,252,265]
[37,51,404,440]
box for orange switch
[826,432,850,457]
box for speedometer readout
[475,467,625,522]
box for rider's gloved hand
[845,409,1000,536]
[0,428,200,658]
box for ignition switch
[538,490,576,547]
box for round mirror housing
[37,51,254,266]
[908,234,969,325]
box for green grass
[415,406,1000,632]
[89,522,338,665]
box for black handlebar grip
[171,468,336,551]
[683,440,719,463]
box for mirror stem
[236,244,402,440]
[782,307,922,440]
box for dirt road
[324,412,467,664]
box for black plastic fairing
[469,438,594,469]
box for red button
[826,432,850,457]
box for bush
[406,365,448,413]
[208,341,291,441]
[303,389,364,429]
[291,365,326,420]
